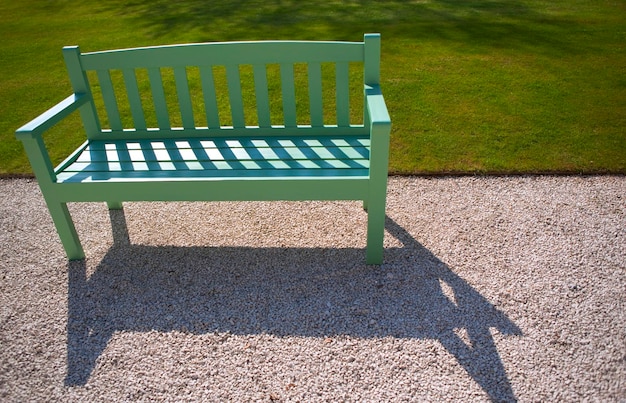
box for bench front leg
[365,84,391,265]
[46,200,85,260]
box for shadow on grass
[109,0,586,55]
[66,208,522,401]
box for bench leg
[46,201,85,260]
[365,198,386,265]
[106,201,123,210]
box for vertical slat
[335,62,351,127]
[199,66,221,129]
[225,64,245,128]
[147,68,171,129]
[174,67,195,129]
[122,69,147,130]
[253,64,271,128]
[280,63,297,128]
[96,70,123,131]
[308,62,324,127]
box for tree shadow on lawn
[66,208,522,401]
[109,0,587,55]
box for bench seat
[56,134,370,183]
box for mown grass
[1,0,624,175]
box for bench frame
[16,34,391,264]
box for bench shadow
[66,209,522,401]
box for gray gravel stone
[1,176,624,402]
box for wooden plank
[122,69,147,130]
[280,63,297,128]
[78,136,370,153]
[71,149,370,165]
[73,150,370,162]
[80,136,370,149]
[72,144,369,163]
[253,64,271,128]
[147,68,171,129]
[81,41,364,70]
[96,70,123,131]
[225,65,245,128]
[199,66,221,129]
[62,156,369,172]
[335,62,350,127]
[307,62,324,127]
[174,67,196,129]
[87,125,368,140]
[52,179,369,203]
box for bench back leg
[365,195,386,265]
[106,201,123,210]
[45,200,85,260]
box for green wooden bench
[16,33,391,264]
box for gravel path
[1,176,624,402]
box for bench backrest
[65,34,381,140]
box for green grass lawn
[1,0,624,175]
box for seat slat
[73,149,370,163]
[57,167,369,183]
[62,157,369,172]
[72,141,369,163]
[79,137,370,150]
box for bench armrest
[365,84,391,129]
[15,93,88,182]
[365,84,391,186]
[16,93,88,139]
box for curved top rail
[77,40,366,70]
